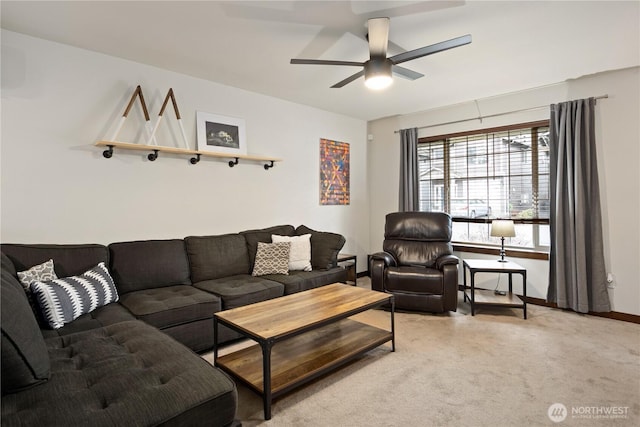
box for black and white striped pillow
[30,262,119,329]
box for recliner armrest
[370,251,397,267]
[369,252,396,293]
[435,254,459,270]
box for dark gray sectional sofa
[1,224,347,427]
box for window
[418,121,550,250]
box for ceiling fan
[290,17,471,90]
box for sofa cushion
[1,268,50,395]
[1,320,238,427]
[2,253,45,327]
[185,234,250,282]
[272,234,312,271]
[17,259,57,290]
[162,318,217,354]
[1,244,108,279]
[385,266,443,294]
[38,303,137,339]
[241,224,295,267]
[109,239,191,294]
[295,225,346,270]
[383,240,453,268]
[194,275,284,310]
[1,252,17,276]
[252,242,290,276]
[263,267,348,295]
[30,262,119,330]
[385,211,452,241]
[118,285,221,330]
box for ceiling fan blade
[367,17,390,58]
[392,65,424,80]
[390,34,472,65]
[291,59,364,66]
[331,70,365,88]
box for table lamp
[490,220,515,262]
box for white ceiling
[1,1,639,121]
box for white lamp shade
[490,220,516,237]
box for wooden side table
[462,259,527,319]
[337,253,357,285]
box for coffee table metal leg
[213,317,219,364]
[262,340,273,420]
[390,297,396,352]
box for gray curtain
[547,97,611,313]
[399,127,419,211]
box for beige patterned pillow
[17,259,58,290]
[252,242,291,276]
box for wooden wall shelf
[95,140,282,169]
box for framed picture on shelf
[196,112,246,155]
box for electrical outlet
[607,273,615,289]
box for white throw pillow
[272,234,312,271]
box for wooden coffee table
[213,283,395,420]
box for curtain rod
[393,94,609,134]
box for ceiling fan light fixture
[290,17,471,89]
[364,59,392,90]
[365,74,392,90]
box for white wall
[0,30,370,271]
[367,67,640,315]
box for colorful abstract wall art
[320,138,350,205]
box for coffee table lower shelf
[216,318,392,398]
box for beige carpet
[203,278,640,426]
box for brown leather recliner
[370,212,459,313]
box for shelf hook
[190,154,201,165]
[148,150,159,161]
[264,160,275,170]
[228,158,239,168]
[103,145,114,159]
